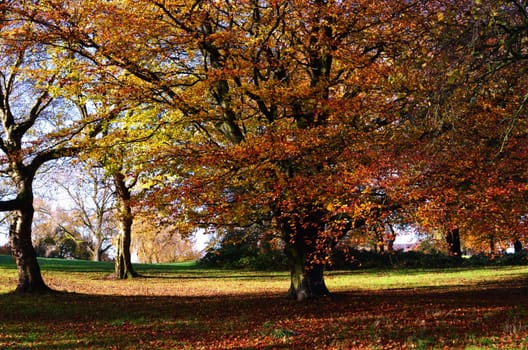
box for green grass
[326,265,528,291]
[1,254,528,349]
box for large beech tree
[141,0,424,299]
[21,0,443,299]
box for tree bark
[514,239,523,254]
[281,209,332,301]
[446,228,461,256]
[9,206,51,294]
[113,173,138,279]
[284,241,330,301]
[489,235,495,255]
[115,229,136,279]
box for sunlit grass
[326,265,528,291]
[0,255,291,296]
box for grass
[1,254,528,349]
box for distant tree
[132,213,200,264]
[54,164,116,261]
[33,164,117,261]
[0,212,11,254]
[33,218,93,260]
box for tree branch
[0,199,20,212]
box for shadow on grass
[0,277,527,349]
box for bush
[0,244,10,255]
[201,235,528,271]
[331,248,528,270]
[199,226,288,270]
[330,248,453,270]
[467,252,528,266]
[200,247,288,270]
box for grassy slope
[1,254,528,349]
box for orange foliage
[6,0,527,294]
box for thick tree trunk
[113,173,138,279]
[9,208,51,294]
[278,205,340,301]
[284,242,330,301]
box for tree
[50,164,116,261]
[91,108,173,279]
[132,213,200,264]
[0,4,121,293]
[128,0,421,299]
[0,34,71,293]
[32,201,95,260]
[22,0,432,299]
[402,0,528,255]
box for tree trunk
[115,229,136,278]
[446,228,461,256]
[92,237,104,262]
[9,208,51,294]
[284,242,330,301]
[489,236,495,255]
[282,209,332,301]
[113,173,138,279]
[93,247,103,262]
[514,239,523,254]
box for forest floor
[0,255,527,349]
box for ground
[0,256,527,349]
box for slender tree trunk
[113,173,137,279]
[9,206,51,294]
[446,228,461,256]
[93,246,102,262]
[489,235,495,255]
[514,239,523,254]
[115,221,137,278]
[92,237,103,262]
[386,224,396,253]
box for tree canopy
[1,0,526,297]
